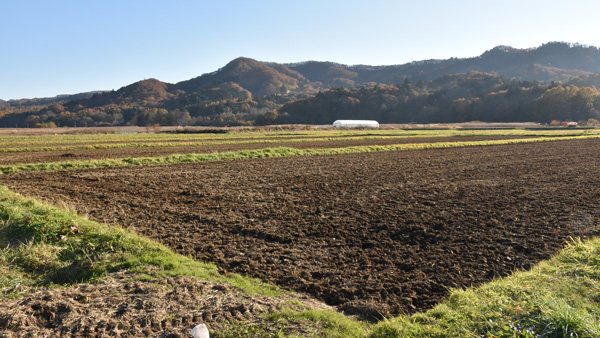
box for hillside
[68,79,176,108]
[277,72,600,125]
[4,91,106,108]
[2,41,600,127]
[286,42,600,86]
[175,57,309,96]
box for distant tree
[173,109,192,126]
[48,103,65,113]
[255,110,279,125]
[535,86,572,121]
[570,86,599,121]
[450,98,471,122]
[34,121,57,128]
[24,115,40,125]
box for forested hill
[285,42,600,86]
[277,72,600,124]
[1,42,600,127]
[3,91,106,108]
[175,57,310,97]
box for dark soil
[0,135,534,165]
[2,139,599,316]
[0,269,329,338]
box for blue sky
[1,0,600,100]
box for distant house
[333,120,379,128]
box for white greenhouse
[332,120,379,128]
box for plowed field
[0,135,533,165]
[2,138,599,315]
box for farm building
[333,120,379,128]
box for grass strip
[0,185,280,297]
[0,134,547,153]
[0,129,386,146]
[0,135,464,153]
[0,135,597,174]
[368,237,600,337]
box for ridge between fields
[0,135,597,174]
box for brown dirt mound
[0,269,329,337]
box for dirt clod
[0,270,326,337]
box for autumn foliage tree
[535,85,600,122]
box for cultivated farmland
[1,127,600,337]
[0,135,538,165]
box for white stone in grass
[190,323,209,338]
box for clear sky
[2,0,600,100]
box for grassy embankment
[0,185,365,337]
[1,182,600,337]
[0,134,597,174]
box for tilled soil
[0,269,330,338]
[0,135,534,165]
[2,139,599,316]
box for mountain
[454,43,600,80]
[69,79,175,108]
[20,42,600,109]
[285,42,600,85]
[4,91,106,108]
[286,61,362,87]
[175,57,309,96]
[3,41,600,127]
[59,57,311,111]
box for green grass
[266,308,370,338]
[213,308,370,338]
[0,185,279,296]
[368,237,600,337]
[1,135,597,174]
